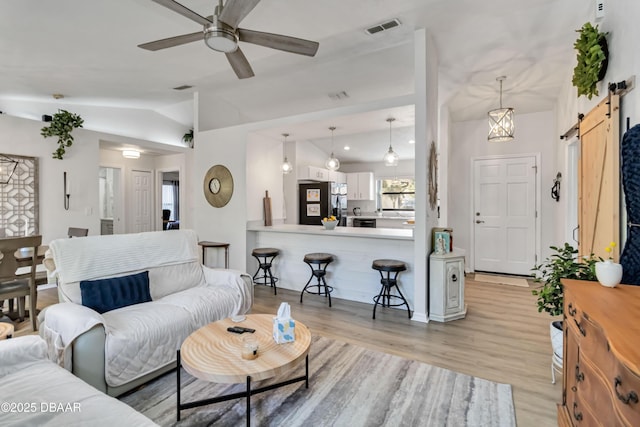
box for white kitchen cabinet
[346,172,374,200]
[328,170,347,184]
[298,165,329,181]
[429,251,467,322]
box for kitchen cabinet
[298,165,329,181]
[328,170,347,184]
[346,172,374,200]
[558,280,640,427]
[429,251,466,322]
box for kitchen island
[246,224,415,311]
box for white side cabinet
[346,172,374,200]
[298,165,329,181]
[429,251,467,322]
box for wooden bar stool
[372,259,411,319]
[251,248,280,294]
[300,253,334,307]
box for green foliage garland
[531,243,600,316]
[40,109,84,159]
[572,22,609,100]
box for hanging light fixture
[488,76,515,142]
[325,126,340,171]
[383,117,399,167]
[0,154,19,185]
[281,133,293,174]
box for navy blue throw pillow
[80,271,151,314]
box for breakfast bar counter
[246,224,415,308]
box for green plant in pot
[572,22,609,100]
[40,109,84,159]
[531,243,599,382]
[182,129,194,148]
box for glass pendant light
[488,76,515,142]
[281,133,292,174]
[383,117,399,167]
[325,126,340,171]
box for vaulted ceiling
[0,0,592,144]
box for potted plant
[182,129,194,148]
[531,243,599,382]
[572,22,609,100]
[40,109,84,159]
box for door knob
[476,220,484,224]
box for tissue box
[273,318,296,344]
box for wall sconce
[122,149,141,159]
[551,172,561,202]
[63,171,70,210]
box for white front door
[131,170,152,233]
[473,155,537,275]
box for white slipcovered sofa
[39,229,252,397]
[0,335,157,426]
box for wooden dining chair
[0,235,42,331]
[68,227,88,238]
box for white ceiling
[0,0,592,159]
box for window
[377,178,415,211]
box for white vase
[595,260,623,288]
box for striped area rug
[121,336,516,427]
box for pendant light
[281,133,293,174]
[383,117,399,167]
[325,126,340,171]
[488,76,515,142]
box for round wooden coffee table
[177,314,311,426]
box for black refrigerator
[298,182,346,225]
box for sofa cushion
[80,271,151,314]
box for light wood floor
[10,275,560,427]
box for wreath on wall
[428,141,438,210]
[572,22,609,100]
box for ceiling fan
[139,0,320,79]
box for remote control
[239,327,255,333]
[227,327,246,334]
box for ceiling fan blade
[225,48,255,79]
[218,0,261,28]
[238,28,319,57]
[138,31,203,51]
[152,0,212,26]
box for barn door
[578,94,620,260]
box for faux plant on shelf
[572,22,609,100]
[182,129,194,148]
[40,109,84,159]
[531,243,599,316]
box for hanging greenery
[40,109,84,159]
[182,129,194,148]
[572,22,609,100]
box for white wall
[449,111,555,266]
[0,100,190,147]
[0,114,187,243]
[246,134,283,223]
[554,2,640,245]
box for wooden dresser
[559,279,640,426]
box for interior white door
[473,156,536,275]
[131,170,152,233]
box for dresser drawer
[578,356,621,426]
[611,358,640,426]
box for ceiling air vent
[365,18,401,35]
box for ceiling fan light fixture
[488,76,515,142]
[204,21,238,53]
